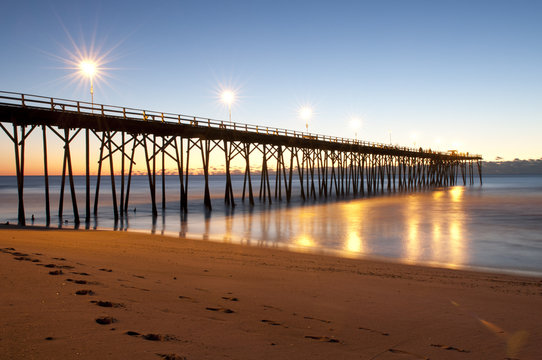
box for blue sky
[1,0,541,161]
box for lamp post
[350,118,362,141]
[221,90,235,121]
[80,60,96,112]
[79,60,96,224]
[299,106,313,133]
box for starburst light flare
[349,117,362,140]
[298,106,313,132]
[220,90,236,121]
[79,60,96,77]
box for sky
[1,0,541,175]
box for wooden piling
[42,125,50,225]
[13,124,25,226]
[143,135,158,217]
[106,132,119,221]
[65,128,80,224]
[162,136,166,211]
[120,132,125,216]
[200,139,212,210]
[94,133,105,215]
[85,128,90,222]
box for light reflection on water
[1,175,542,275]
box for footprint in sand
[358,326,389,336]
[66,279,88,284]
[11,251,29,257]
[178,295,198,303]
[143,334,178,341]
[14,256,40,262]
[43,264,74,269]
[99,268,113,272]
[156,353,187,360]
[205,307,235,314]
[95,316,117,325]
[221,296,239,302]
[304,335,340,343]
[430,344,470,353]
[49,270,63,275]
[388,349,429,359]
[75,290,95,295]
[304,316,331,324]
[261,319,289,328]
[261,319,281,326]
[71,272,90,276]
[120,284,150,292]
[124,331,178,342]
[90,300,125,308]
[67,279,101,285]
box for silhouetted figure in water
[133,208,137,213]
[31,214,35,223]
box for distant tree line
[483,159,542,175]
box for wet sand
[1,228,541,359]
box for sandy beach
[1,228,541,360]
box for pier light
[349,117,362,140]
[79,60,97,111]
[451,141,461,150]
[434,137,442,151]
[298,106,313,133]
[410,132,418,148]
[221,90,236,121]
[80,60,96,77]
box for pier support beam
[42,125,50,225]
[12,124,26,226]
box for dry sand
[1,228,541,360]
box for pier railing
[0,91,480,159]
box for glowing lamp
[80,61,96,77]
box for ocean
[1,174,541,276]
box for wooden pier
[0,91,482,226]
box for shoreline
[3,223,542,279]
[1,228,542,359]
